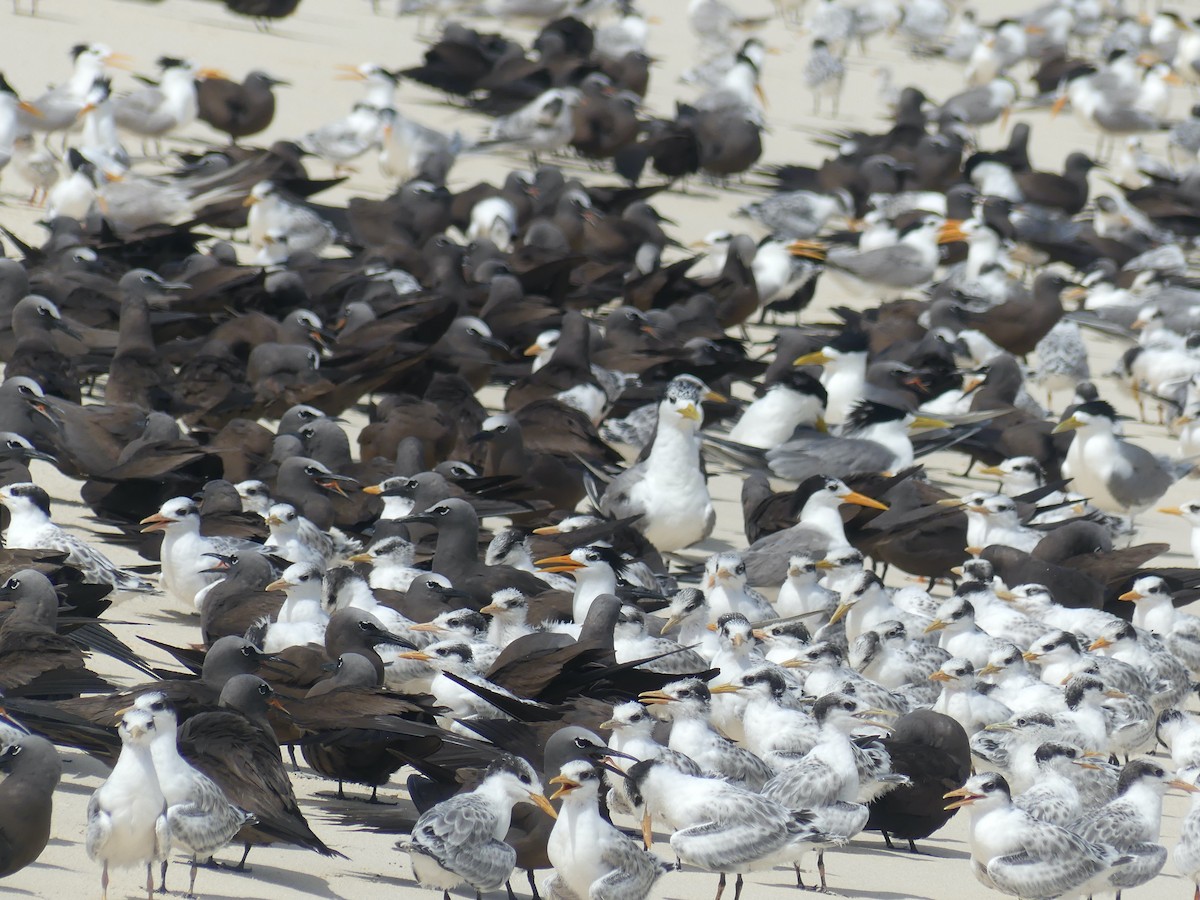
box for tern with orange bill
[1118,575,1200,674]
[740,476,888,587]
[401,754,556,900]
[1054,399,1194,517]
[20,43,131,136]
[944,772,1126,899]
[788,215,943,292]
[113,57,222,150]
[140,497,256,609]
[545,758,668,900]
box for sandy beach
[2,0,1200,898]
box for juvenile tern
[0,482,155,592]
[401,754,555,900]
[132,693,252,897]
[86,709,170,900]
[544,759,668,900]
[944,772,1125,899]
[627,755,828,900]
[640,678,773,790]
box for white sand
[2,0,1200,898]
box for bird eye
[496,424,508,433]
[141,274,153,284]
[258,683,271,695]
[5,579,18,589]
[241,646,254,656]
[436,507,449,516]
[304,466,319,475]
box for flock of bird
[9,1,1200,900]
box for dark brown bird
[866,710,971,852]
[177,674,342,868]
[196,70,286,144]
[0,734,61,878]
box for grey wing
[987,850,1104,900]
[768,437,894,481]
[62,535,154,591]
[743,525,830,587]
[1108,843,1165,889]
[672,815,788,871]
[720,744,776,791]
[811,801,868,842]
[167,776,250,855]
[827,244,928,287]
[598,465,646,519]
[1075,806,1140,848]
[543,873,581,900]
[1015,789,1078,827]
[211,535,259,555]
[84,792,109,861]
[592,839,668,900]
[639,639,709,675]
[1108,445,1173,509]
[412,796,514,887]
[114,88,169,129]
[764,758,838,808]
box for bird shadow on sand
[205,862,343,898]
[180,14,329,44]
[842,841,971,862]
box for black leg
[158,860,168,893]
[528,869,541,900]
[734,873,744,900]
[506,880,518,900]
[881,832,895,850]
[794,862,805,889]
[818,851,827,891]
[715,872,727,900]
[907,839,919,854]
[235,842,251,871]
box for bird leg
[476,891,483,900]
[881,832,895,850]
[102,863,109,900]
[159,859,169,893]
[338,781,346,800]
[506,880,519,900]
[188,855,199,898]
[907,839,919,854]
[715,872,727,900]
[527,868,541,899]
[734,874,744,900]
[146,862,155,900]
[794,862,806,888]
[817,851,827,890]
